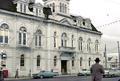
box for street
[6,76,120,81]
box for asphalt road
[6,76,120,81]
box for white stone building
[0,0,102,77]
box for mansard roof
[0,0,17,12]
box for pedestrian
[90,58,104,81]
[15,69,19,78]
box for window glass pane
[23,33,26,45]
[0,36,3,43]
[24,4,26,13]
[5,36,8,43]
[39,36,41,46]
[19,33,21,44]
[20,3,22,12]
[37,56,40,66]
[20,55,24,66]
[35,35,37,46]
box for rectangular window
[23,33,26,45]
[20,59,24,66]
[35,35,37,46]
[19,33,21,44]
[54,37,56,47]
[20,3,22,12]
[24,4,26,13]
[0,36,3,43]
[36,8,38,16]
[5,36,8,43]
[39,36,41,46]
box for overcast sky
[35,0,120,53]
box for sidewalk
[4,74,77,80]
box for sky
[36,0,120,53]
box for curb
[5,75,77,80]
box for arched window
[19,27,27,45]
[78,37,83,51]
[0,23,9,44]
[87,38,91,52]
[35,29,42,47]
[37,55,41,66]
[54,32,57,47]
[72,57,74,67]
[54,56,57,66]
[88,57,91,66]
[61,33,67,47]
[20,54,24,66]
[71,35,74,47]
[95,40,99,52]
[80,57,83,66]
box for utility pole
[104,44,107,68]
[117,41,120,69]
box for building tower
[43,0,70,15]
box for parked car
[103,69,120,78]
[32,71,59,79]
[77,69,90,76]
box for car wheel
[40,75,44,79]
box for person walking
[15,69,19,78]
[90,58,104,81]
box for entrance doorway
[61,60,67,74]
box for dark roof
[0,0,17,12]
[91,24,98,32]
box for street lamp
[1,52,7,60]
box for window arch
[87,38,91,52]
[78,37,83,51]
[61,33,67,47]
[95,40,99,52]
[37,55,41,66]
[54,56,57,66]
[19,27,27,45]
[0,23,9,44]
[20,54,25,66]
[80,57,83,66]
[35,29,42,47]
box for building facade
[0,0,102,77]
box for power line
[97,19,120,28]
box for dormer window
[83,21,85,26]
